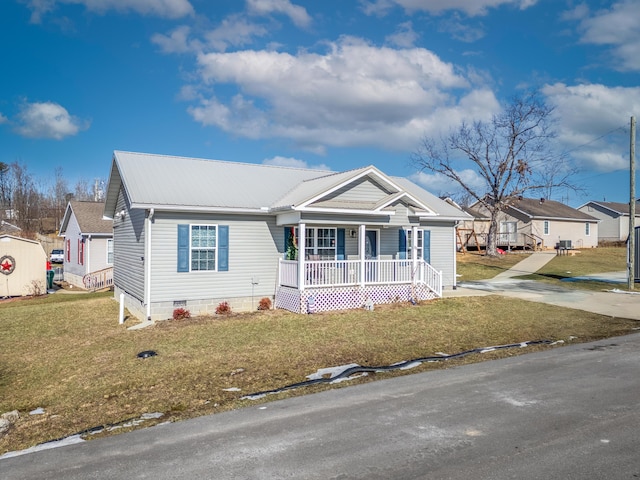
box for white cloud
[151,25,201,54]
[0,113,8,124]
[361,0,537,17]
[262,156,331,171]
[542,83,640,171]
[14,101,89,139]
[385,21,419,47]
[24,0,194,23]
[574,0,640,71]
[410,169,485,196]
[246,0,312,28]
[187,38,499,152]
[438,14,485,42]
[204,15,269,52]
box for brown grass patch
[1,291,638,455]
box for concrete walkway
[446,251,640,321]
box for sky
[0,0,638,207]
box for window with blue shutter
[422,230,431,264]
[177,224,228,272]
[218,225,229,271]
[337,228,345,260]
[177,224,189,272]
[398,230,407,259]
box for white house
[577,201,640,243]
[59,201,113,289]
[103,151,471,321]
[0,235,47,297]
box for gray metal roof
[104,151,471,220]
[108,151,328,213]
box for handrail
[83,267,114,291]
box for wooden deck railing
[82,267,114,291]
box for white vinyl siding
[112,190,146,302]
[150,213,281,303]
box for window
[302,227,336,259]
[402,229,431,263]
[191,225,217,271]
[177,224,229,273]
[543,220,550,235]
[406,230,424,259]
[66,239,70,262]
[585,222,590,236]
[107,239,114,264]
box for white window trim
[543,220,550,236]
[298,227,337,260]
[190,224,218,272]
[406,229,424,259]
[585,222,590,236]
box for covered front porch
[274,223,442,314]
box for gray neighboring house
[577,201,640,243]
[103,151,471,321]
[59,201,114,288]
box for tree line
[0,161,105,238]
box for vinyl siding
[86,237,112,273]
[113,189,145,302]
[149,212,282,303]
[320,177,394,203]
[63,214,84,277]
[422,222,457,288]
[532,219,598,248]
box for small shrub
[257,297,272,310]
[216,301,232,315]
[172,308,191,320]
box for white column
[412,226,419,281]
[359,224,366,287]
[297,223,306,291]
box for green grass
[456,251,532,281]
[1,289,638,455]
[516,247,628,291]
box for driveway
[2,333,639,479]
[451,251,640,320]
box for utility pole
[628,116,636,290]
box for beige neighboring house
[0,235,47,297]
[577,201,640,243]
[467,197,599,250]
[59,201,113,289]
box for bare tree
[411,91,576,256]
[9,162,41,236]
[0,162,11,216]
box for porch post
[359,224,366,287]
[412,226,419,281]
[298,223,306,291]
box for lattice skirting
[275,284,439,314]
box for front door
[365,230,378,282]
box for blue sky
[0,0,638,206]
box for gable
[308,176,397,211]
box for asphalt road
[2,333,640,480]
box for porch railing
[82,267,114,292]
[279,259,442,296]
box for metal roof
[104,151,471,220]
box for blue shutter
[177,224,189,272]
[218,225,229,271]
[337,228,345,260]
[398,229,407,259]
[423,230,431,264]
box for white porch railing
[83,267,114,291]
[278,259,442,296]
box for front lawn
[1,290,638,456]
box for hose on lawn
[242,339,555,400]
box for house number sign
[0,255,15,275]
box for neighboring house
[577,201,640,243]
[59,201,114,289]
[104,151,471,321]
[0,234,47,297]
[469,197,599,250]
[0,220,21,235]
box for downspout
[145,208,154,320]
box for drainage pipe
[145,208,154,321]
